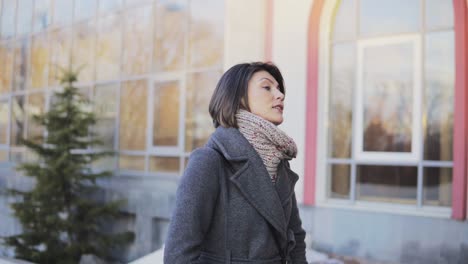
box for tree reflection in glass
[362,43,413,153]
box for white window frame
[354,35,422,163]
[147,73,185,156]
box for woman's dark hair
[209,62,285,128]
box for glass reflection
[53,0,73,26]
[119,80,147,151]
[154,0,187,72]
[0,151,7,161]
[0,100,8,144]
[49,28,72,86]
[1,0,16,38]
[329,163,350,199]
[33,0,52,33]
[73,21,96,83]
[189,0,224,68]
[99,0,122,13]
[154,81,179,146]
[16,0,33,36]
[13,39,30,92]
[357,165,417,204]
[185,71,219,152]
[26,93,45,143]
[423,167,452,207]
[360,0,419,37]
[150,156,180,173]
[0,41,14,94]
[362,42,413,152]
[426,0,454,30]
[93,83,117,150]
[329,43,354,158]
[74,0,96,22]
[123,5,153,76]
[332,0,356,41]
[424,31,454,161]
[96,14,122,81]
[11,96,25,146]
[30,33,49,89]
[119,155,145,171]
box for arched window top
[332,0,454,42]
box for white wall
[272,0,314,203]
[224,0,268,68]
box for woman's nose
[275,90,285,100]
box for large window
[0,0,224,178]
[327,0,454,208]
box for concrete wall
[300,206,468,263]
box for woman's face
[246,70,285,125]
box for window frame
[354,35,422,163]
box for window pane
[13,39,30,92]
[154,81,179,146]
[122,5,153,76]
[30,33,49,89]
[10,150,24,163]
[99,0,122,13]
[49,28,72,86]
[185,71,219,152]
[96,14,122,81]
[360,0,420,37]
[119,155,145,171]
[33,0,52,33]
[332,0,356,41]
[93,83,117,149]
[53,0,73,26]
[0,100,8,144]
[424,31,454,161]
[11,96,25,146]
[329,43,354,158]
[72,21,96,83]
[426,0,453,30]
[189,0,224,68]
[16,0,33,36]
[149,156,179,173]
[0,41,14,94]
[357,165,417,204]
[74,0,96,22]
[328,163,350,199]
[0,150,7,161]
[423,167,452,207]
[120,80,147,151]
[92,156,117,171]
[1,0,16,38]
[153,0,187,72]
[26,93,45,143]
[362,42,413,152]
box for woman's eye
[263,86,271,91]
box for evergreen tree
[2,69,134,264]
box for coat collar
[207,126,297,238]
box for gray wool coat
[164,126,307,264]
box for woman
[164,62,307,264]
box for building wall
[271,0,468,262]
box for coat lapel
[209,127,288,236]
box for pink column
[303,0,324,205]
[452,0,468,220]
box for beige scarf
[236,109,297,183]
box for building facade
[0,0,467,263]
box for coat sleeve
[164,147,221,264]
[289,193,308,264]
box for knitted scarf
[236,109,297,183]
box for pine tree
[2,69,134,264]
